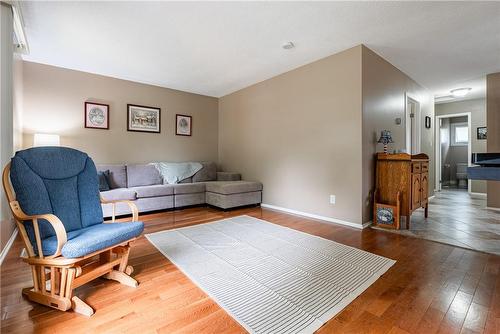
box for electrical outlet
[330,195,336,204]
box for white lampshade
[33,133,60,147]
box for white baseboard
[0,228,18,266]
[362,221,373,229]
[470,192,487,199]
[486,206,500,212]
[428,195,435,201]
[261,203,369,229]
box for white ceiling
[20,1,500,98]
[434,77,486,104]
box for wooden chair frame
[2,162,140,316]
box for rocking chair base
[22,261,138,316]
[22,287,72,312]
[104,269,138,288]
[71,296,94,317]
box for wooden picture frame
[127,104,161,133]
[176,114,192,136]
[477,127,487,140]
[84,102,109,129]
[373,190,401,229]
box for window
[451,122,468,146]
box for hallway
[375,189,500,256]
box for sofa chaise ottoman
[205,181,263,209]
[96,162,262,217]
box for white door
[406,96,420,154]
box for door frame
[434,112,472,193]
[405,93,421,154]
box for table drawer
[412,162,421,173]
[421,162,429,172]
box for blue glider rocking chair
[2,147,144,316]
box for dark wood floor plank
[1,206,499,333]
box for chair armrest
[216,172,242,181]
[100,196,139,223]
[9,201,67,259]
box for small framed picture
[374,203,400,229]
[425,116,431,129]
[477,127,487,140]
[127,104,161,133]
[176,114,192,136]
[84,102,109,129]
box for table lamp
[377,130,394,154]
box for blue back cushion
[10,147,103,240]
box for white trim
[0,228,18,266]
[486,206,500,212]
[9,1,29,54]
[428,195,435,201]
[405,93,421,154]
[435,112,472,193]
[261,203,369,229]
[470,192,487,199]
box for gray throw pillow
[98,170,111,192]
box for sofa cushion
[127,164,162,188]
[205,181,263,195]
[192,162,217,182]
[216,172,242,181]
[98,170,111,191]
[101,188,136,201]
[175,193,205,207]
[173,183,206,195]
[206,191,261,209]
[40,222,144,258]
[179,177,192,184]
[96,164,127,189]
[131,184,174,198]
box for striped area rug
[146,215,395,333]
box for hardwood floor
[1,206,499,333]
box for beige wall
[486,73,500,208]
[17,44,438,228]
[219,46,364,224]
[435,98,487,193]
[361,46,434,223]
[23,62,219,164]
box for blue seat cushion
[40,222,144,258]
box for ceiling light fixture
[450,87,471,97]
[282,41,295,50]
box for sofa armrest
[216,172,242,181]
[100,196,139,223]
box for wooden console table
[374,153,429,229]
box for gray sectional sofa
[96,162,262,217]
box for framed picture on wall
[477,127,487,140]
[176,114,192,136]
[127,104,161,133]
[84,102,109,129]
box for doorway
[435,112,472,193]
[405,94,421,154]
